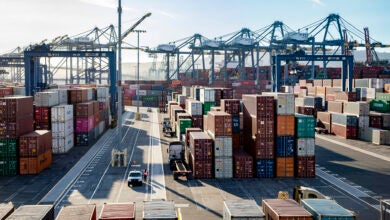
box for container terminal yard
[0,6,390,220]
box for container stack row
[122,83,167,108]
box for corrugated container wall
[223,200,265,220]
[262,92,295,115]
[99,203,135,220]
[7,205,54,220]
[262,199,313,220]
[200,88,215,103]
[56,204,96,220]
[143,201,177,220]
[301,199,356,220]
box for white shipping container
[86,88,93,101]
[295,97,304,107]
[51,105,73,122]
[129,84,139,90]
[214,157,233,178]
[223,200,265,220]
[186,100,203,116]
[372,128,389,145]
[358,116,369,129]
[214,137,233,157]
[97,87,109,98]
[137,90,147,96]
[200,88,215,102]
[52,120,74,137]
[370,78,384,89]
[12,87,25,96]
[52,134,74,154]
[34,91,59,107]
[296,138,315,156]
[343,102,370,116]
[58,89,68,105]
[360,88,376,100]
[262,92,295,115]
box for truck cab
[167,141,185,170]
[293,186,331,203]
[127,165,143,187]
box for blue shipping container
[255,159,274,178]
[195,88,200,101]
[276,136,295,157]
[314,97,323,109]
[232,115,240,133]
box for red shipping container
[222,88,234,99]
[369,115,382,129]
[75,115,95,133]
[0,96,34,120]
[296,156,315,178]
[185,127,202,147]
[255,117,274,138]
[244,136,274,159]
[0,87,13,97]
[92,101,99,114]
[233,149,253,178]
[331,123,357,139]
[190,154,213,179]
[214,88,222,106]
[99,203,135,220]
[262,199,313,220]
[35,121,51,130]
[242,95,274,118]
[220,99,240,115]
[232,132,240,149]
[75,102,94,117]
[94,113,100,126]
[68,89,88,104]
[0,116,34,138]
[207,111,232,137]
[19,130,52,157]
[189,132,213,160]
[191,115,203,129]
[34,106,51,122]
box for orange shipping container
[276,115,295,136]
[276,157,294,177]
[19,150,52,175]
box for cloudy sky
[0,0,389,63]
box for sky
[0,0,390,63]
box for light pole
[134,30,146,120]
[117,0,123,130]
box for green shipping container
[301,199,356,220]
[142,95,159,102]
[370,99,390,113]
[176,119,192,140]
[295,114,315,138]
[0,138,18,158]
[0,157,18,176]
[376,92,390,101]
[203,102,216,115]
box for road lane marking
[316,134,390,162]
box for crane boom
[121,12,152,41]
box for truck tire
[173,173,178,180]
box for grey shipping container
[56,204,96,220]
[7,205,54,220]
[331,113,358,126]
[223,200,265,220]
[301,199,356,220]
[143,201,177,220]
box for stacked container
[19,130,52,175]
[207,111,233,178]
[331,113,358,139]
[0,96,34,176]
[233,149,253,178]
[97,86,110,131]
[186,99,203,129]
[199,88,216,115]
[75,102,95,146]
[262,199,313,220]
[264,93,295,178]
[189,132,213,179]
[176,118,192,141]
[295,114,316,178]
[51,105,74,154]
[33,90,61,130]
[242,95,275,178]
[220,99,241,149]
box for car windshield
[130,172,141,177]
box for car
[147,107,152,112]
[127,170,143,187]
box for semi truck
[167,141,192,180]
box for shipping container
[203,101,216,115]
[331,124,358,139]
[191,115,203,129]
[359,87,376,101]
[215,156,233,178]
[232,115,240,133]
[19,130,52,157]
[213,136,233,157]
[52,120,73,138]
[301,199,356,220]
[56,204,96,220]
[99,203,135,220]
[199,88,215,102]
[52,134,74,154]
[262,199,313,220]
[186,99,203,116]
[327,101,343,113]
[0,96,33,120]
[370,99,390,113]
[331,113,358,126]
[189,132,213,161]
[276,136,294,157]
[75,130,95,146]
[0,156,17,176]
[0,138,17,158]
[371,111,390,129]
[75,115,95,133]
[233,149,253,178]
[190,153,213,179]
[7,205,54,220]
[143,201,177,220]
[255,159,274,178]
[296,138,315,156]
[276,157,294,177]
[185,127,202,147]
[34,91,59,107]
[34,106,51,122]
[296,156,315,178]
[317,112,331,124]
[207,111,232,137]
[343,101,370,116]
[335,91,357,102]
[376,92,390,101]
[68,88,89,104]
[276,115,295,136]
[0,202,14,220]
[223,200,265,220]
[176,119,192,140]
[295,114,315,138]
[19,150,52,175]
[242,95,275,118]
[220,99,241,115]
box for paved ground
[0,106,389,219]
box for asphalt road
[0,106,389,219]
